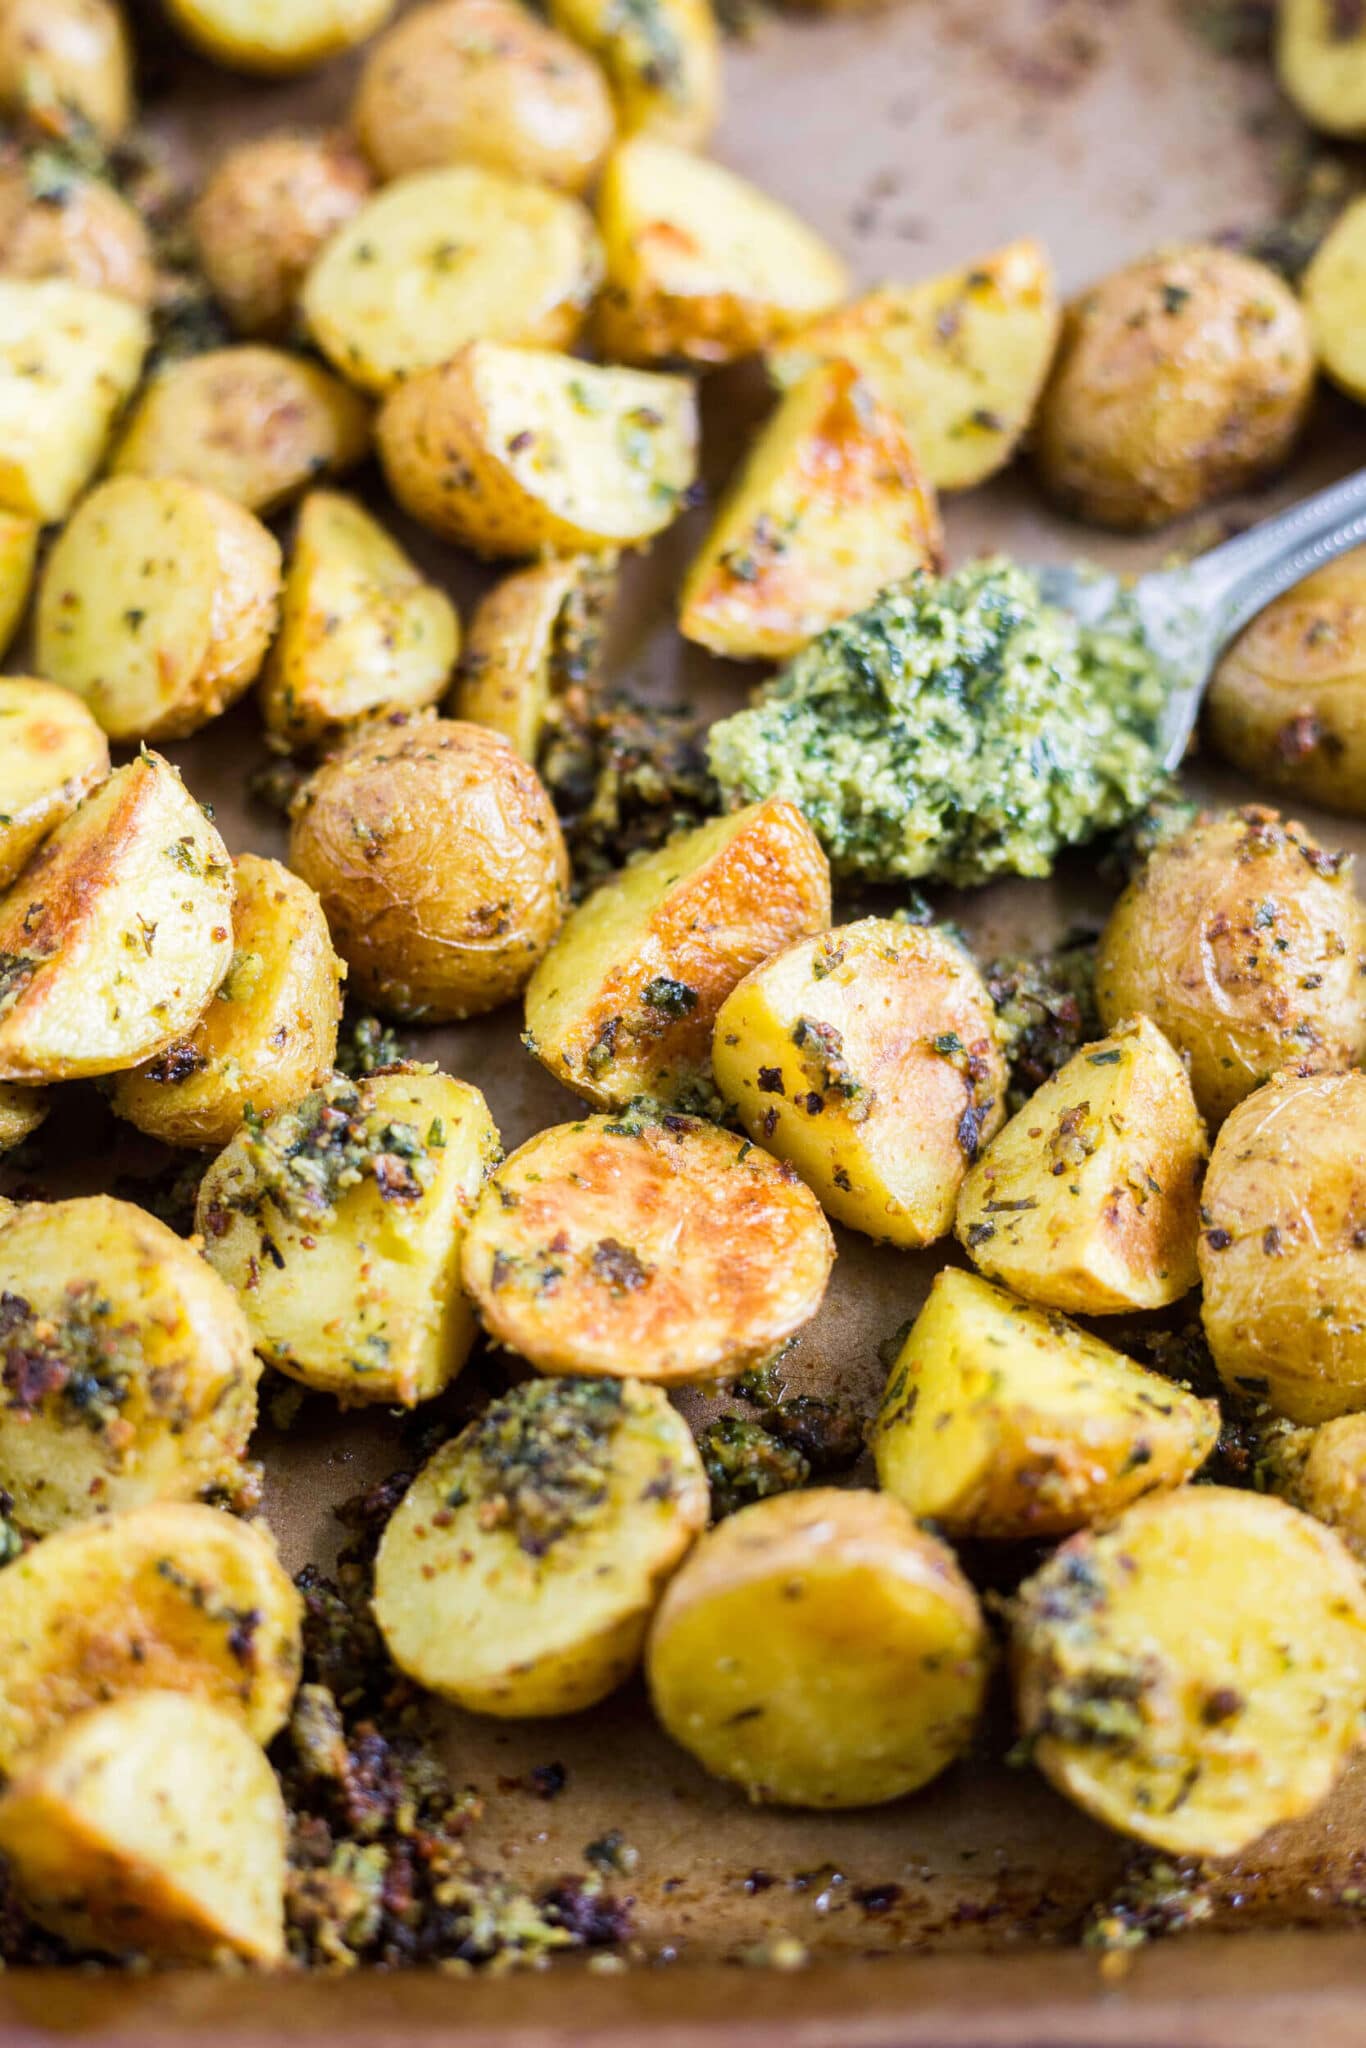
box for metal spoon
[1035,465,1366,772]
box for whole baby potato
[191,131,372,341]
[0,160,153,307]
[1035,245,1313,531]
[0,0,132,140]
[289,711,569,1019]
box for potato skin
[0,676,109,890]
[547,0,719,148]
[354,0,615,193]
[452,550,614,759]
[1095,806,1366,1126]
[192,132,372,341]
[0,0,132,140]
[1274,1412,1366,1564]
[0,160,154,306]
[289,712,568,1021]
[1035,245,1313,531]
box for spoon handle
[1182,464,1366,641]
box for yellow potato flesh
[0,1084,45,1150]
[1278,0,1366,138]
[0,279,148,522]
[0,510,36,659]
[548,0,719,147]
[1305,195,1366,401]
[165,0,394,74]
[0,677,109,891]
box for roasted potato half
[956,1016,1207,1315]
[453,550,615,759]
[199,1067,500,1407]
[0,507,36,658]
[289,713,568,1020]
[191,131,372,341]
[770,238,1059,492]
[0,1084,44,1150]
[1270,1413,1366,1565]
[0,278,147,522]
[1012,1487,1366,1857]
[0,1501,301,1772]
[548,0,719,147]
[0,0,132,140]
[0,160,154,306]
[1304,196,1366,403]
[0,1693,287,1964]
[108,854,343,1150]
[647,1488,989,1808]
[0,751,233,1084]
[374,1377,708,1715]
[36,476,282,743]
[1094,807,1366,1126]
[164,0,394,73]
[1278,0,1366,139]
[525,798,830,1111]
[461,1111,835,1383]
[0,677,109,890]
[377,342,698,556]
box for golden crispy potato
[453,550,615,759]
[192,131,372,341]
[1304,196,1366,401]
[874,1269,1218,1540]
[1278,0,1366,138]
[1012,1487,1366,1857]
[302,168,601,396]
[289,713,568,1020]
[1035,245,1313,531]
[525,800,830,1112]
[679,361,943,661]
[647,1488,989,1808]
[956,1016,1207,1315]
[0,1195,258,1533]
[0,506,35,658]
[770,238,1058,492]
[712,918,1004,1247]
[164,0,394,73]
[378,342,698,556]
[0,1693,287,1963]
[596,136,847,368]
[0,160,153,306]
[0,676,108,890]
[0,278,147,522]
[0,1501,302,1773]
[547,0,718,147]
[353,0,615,192]
[1270,1413,1366,1564]
[461,1111,834,1382]
[0,1084,43,1149]
[109,346,370,517]
[375,1377,707,1715]
[261,491,458,748]
[35,476,282,743]
[0,752,233,1084]
[1094,806,1366,1127]
[108,855,343,1150]
[0,0,132,139]
[198,1068,499,1407]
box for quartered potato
[460,1112,835,1383]
[109,854,343,1150]
[0,278,148,522]
[548,0,719,148]
[192,131,372,341]
[0,676,108,890]
[453,550,615,759]
[1270,1412,1366,1565]
[0,0,133,140]
[0,1500,302,1773]
[0,1194,259,1534]
[769,238,1059,492]
[0,1693,288,1964]
[302,168,602,396]
[679,360,943,661]
[198,1067,500,1407]
[1304,197,1366,403]
[873,1268,1218,1540]
[1278,0,1366,138]
[0,1084,44,1149]
[0,751,233,1084]
[1012,1487,1366,1857]
[712,918,1005,1247]
[35,475,282,743]
[378,342,698,555]
[956,1016,1207,1315]
[164,0,394,74]
[0,161,154,306]
[374,1376,708,1715]
[525,799,830,1111]
[1094,806,1366,1126]
[109,347,370,517]
[0,507,36,658]
[596,136,847,368]
[353,0,616,192]
[647,1488,989,1808]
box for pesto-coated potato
[35,476,282,743]
[378,342,698,556]
[1035,245,1314,531]
[1270,1412,1366,1564]
[108,854,343,1150]
[1094,807,1366,1127]
[0,751,233,1084]
[0,1194,259,1533]
[548,0,719,148]
[0,677,109,890]
[874,1269,1218,1540]
[191,131,372,341]
[647,1488,989,1808]
[0,278,147,522]
[0,1501,302,1773]
[1012,1487,1366,1857]
[1278,0,1366,139]
[198,1068,500,1407]
[461,1112,835,1383]
[453,550,615,759]
[0,1083,44,1149]
[713,918,1004,1246]
[0,0,132,140]
[0,160,154,306]
[956,1016,1207,1315]
[353,0,615,192]
[525,799,830,1111]
[289,713,568,1020]
[0,506,35,658]
[1304,196,1366,403]
[164,0,394,74]
[374,1377,707,1716]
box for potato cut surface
[0,509,36,659]
[0,677,109,891]
[453,551,615,759]
[164,0,395,73]
[1278,0,1366,138]
[1305,196,1366,402]
[1273,1413,1366,1565]
[547,0,719,147]
[0,1084,45,1151]
[0,279,148,522]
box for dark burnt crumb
[0,1486,24,1566]
[530,1762,568,1801]
[1126,1319,1267,1486]
[985,934,1100,1113]
[1097,785,1201,890]
[538,1880,635,1949]
[853,1883,903,1915]
[1081,1852,1216,1951]
[698,1394,862,1519]
[334,1008,412,1081]
[585,1831,639,1877]
[742,1869,777,1894]
[247,751,311,821]
[537,686,718,894]
[1226,133,1366,283]
[1179,0,1276,57]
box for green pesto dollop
[707,558,1169,887]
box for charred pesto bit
[236,1074,437,1228]
[452,1378,629,1558]
[539,687,718,895]
[985,935,1101,1113]
[334,1008,410,1081]
[699,1413,810,1518]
